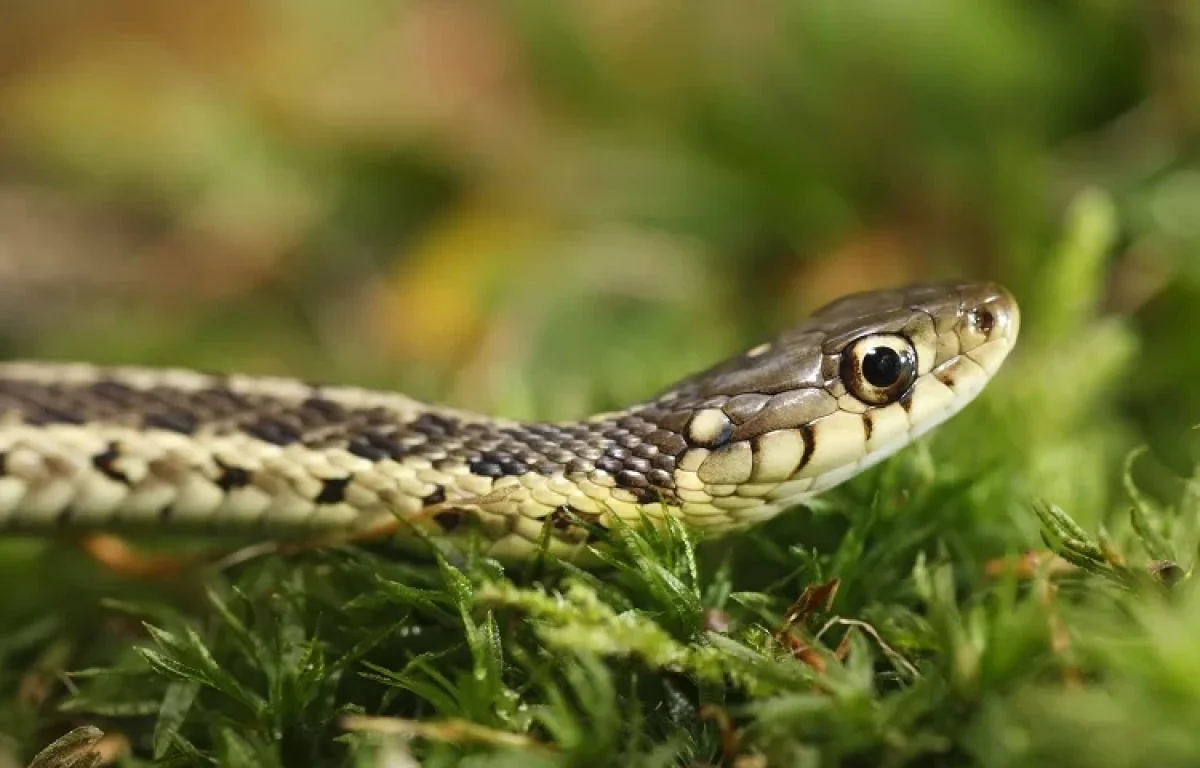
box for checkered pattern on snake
[0,281,1019,561]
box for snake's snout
[956,282,1020,376]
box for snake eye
[841,334,918,406]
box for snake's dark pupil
[862,348,902,387]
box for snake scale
[0,281,1017,561]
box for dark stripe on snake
[316,476,352,505]
[92,443,131,485]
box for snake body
[0,281,1018,560]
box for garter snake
[0,281,1018,561]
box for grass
[1,1,1198,764]
[3,191,1200,768]
[14,441,1197,768]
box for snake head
[642,281,1020,506]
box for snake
[0,280,1018,562]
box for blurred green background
[2,1,1196,505]
[0,1,1195,541]
[1,1,1200,764]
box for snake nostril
[968,308,994,335]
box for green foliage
[3,185,1199,765]
[1,1,1199,767]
